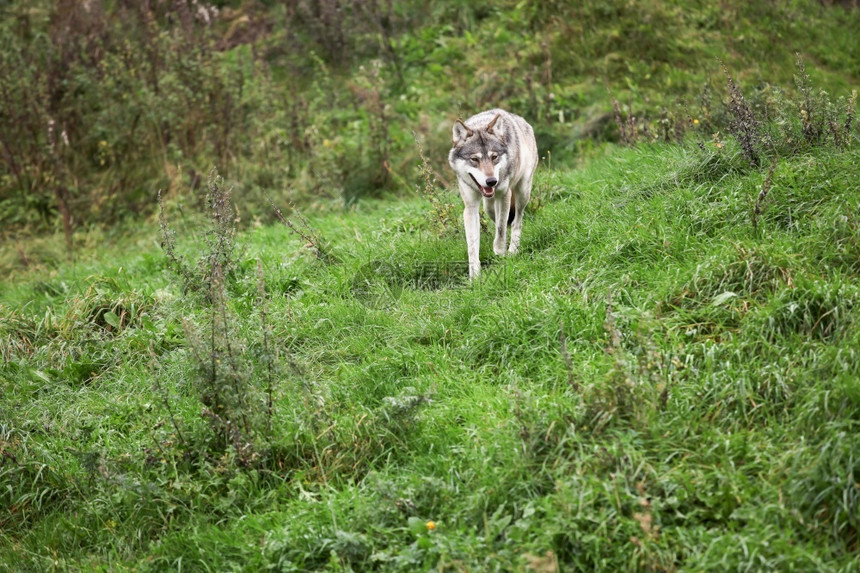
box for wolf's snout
[486,177,498,188]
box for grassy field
[2,1,860,569]
[2,134,859,570]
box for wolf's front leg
[509,209,524,254]
[463,199,481,278]
[509,182,531,254]
[492,192,511,256]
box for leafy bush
[3,0,859,250]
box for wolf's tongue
[481,186,494,197]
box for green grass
[2,138,859,571]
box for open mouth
[469,173,495,198]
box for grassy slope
[2,140,859,570]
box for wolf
[448,109,538,278]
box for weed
[831,89,857,150]
[269,198,340,264]
[256,259,275,432]
[414,132,459,236]
[158,190,199,294]
[609,88,638,146]
[795,53,825,146]
[752,157,778,230]
[158,170,273,466]
[722,61,762,167]
[159,169,243,297]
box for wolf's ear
[453,119,473,143]
[486,113,502,134]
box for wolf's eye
[469,157,479,164]
[489,153,499,162]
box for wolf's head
[449,113,510,198]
